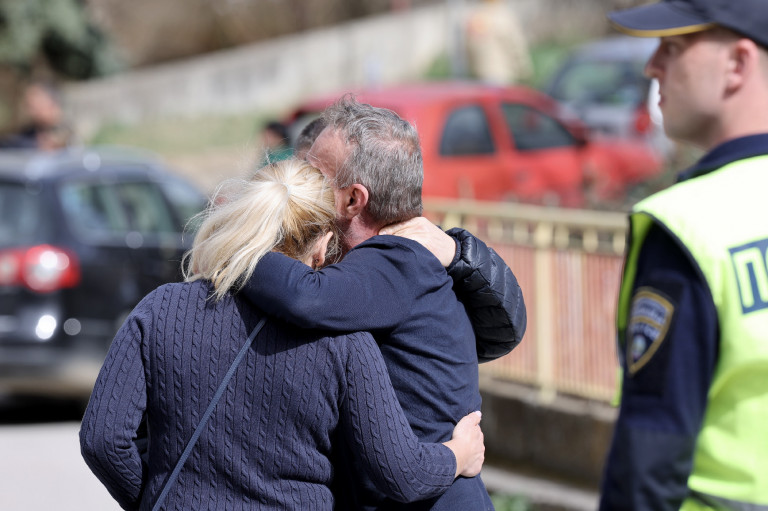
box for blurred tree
[84,0,652,71]
[88,0,422,68]
[0,0,119,135]
[0,0,119,79]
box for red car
[284,82,663,208]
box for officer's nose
[644,44,663,80]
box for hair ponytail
[183,159,337,299]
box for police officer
[599,1,768,509]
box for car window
[116,182,177,233]
[59,180,178,241]
[502,103,576,151]
[439,105,495,156]
[156,175,208,233]
[549,59,647,106]
[0,182,50,247]
[60,181,125,235]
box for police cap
[608,0,768,49]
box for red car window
[439,105,495,156]
[501,103,576,151]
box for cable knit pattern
[80,280,456,511]
[240,236,494,510]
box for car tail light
[633,104,652,135]
[0,245,80,292]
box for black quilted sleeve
[445,228,527,363]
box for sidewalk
[0,406,600,511]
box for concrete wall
[480,375,617,490]
[63,0,626,139]
[64,4,459,138]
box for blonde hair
[183,159,338,299]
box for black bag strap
[152,316,267,511]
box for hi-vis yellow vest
[618,155,768,510]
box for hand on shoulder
[379,217,457,267]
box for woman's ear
[311,231,335,269]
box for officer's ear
[725,37,759,92]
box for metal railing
[424,198,628,403]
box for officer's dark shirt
[599,134,768,510]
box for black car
[0,146,207,401]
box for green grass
[525,40,581,88]
[490,492,535,511]
[88,112,270,156]
[423,39,586,88]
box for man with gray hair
[317,95,426,249]
[243,95,525,509]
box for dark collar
[677,133,768,182]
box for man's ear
[340,184,369,219]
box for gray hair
[322,95,423,224]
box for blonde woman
[79,159,484,511]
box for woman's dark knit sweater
[242,235,491,510]
[79,280,457,510]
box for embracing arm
[340,332,484,502]
[80,295,152,510]
[379,217,527,362]
[240,243,415,331]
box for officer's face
[645,30,734,149]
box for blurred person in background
[600,1,768,509]
[465,0,532,85]
[242,97,527,510]
[258,119,292,167]
[0,80,73,150]
[80,159,486,511]
[294,116,327,160]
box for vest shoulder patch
[627,287,675,376]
